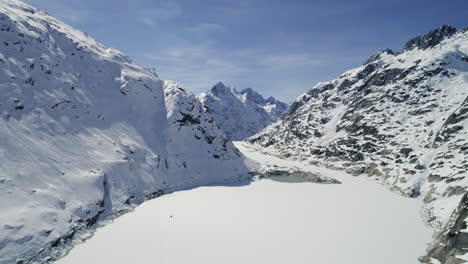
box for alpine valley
[0,0,467,263]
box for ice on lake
[57,143,433,264]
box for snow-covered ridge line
[0,1,250,263]
[197,82,288,140]
[247,25,468,263]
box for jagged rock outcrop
[0,1,249,263]
[247,25,468,263]
[197,82,288,140]
[240,88,288,119]
[255,165,341,184]
[405,25,458,51]
[422,193,468,264]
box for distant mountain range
[197,82,288,140]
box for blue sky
[23,0,468,102]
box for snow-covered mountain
[0,1,249,263]
[197,82,288,140]
[247,25,468,263]
[240,87,288,120]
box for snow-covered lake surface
[56,142,433,264]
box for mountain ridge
[0,1,249,263]
[247,25,468,264]
[197,82,288,140]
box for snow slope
[0,1,249,263]
[56,142,433,264]
[197,82,288,140]
[247,25,468,263]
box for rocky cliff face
[247,25,468,263]
[0,1,249,263]
[197,82,288,140]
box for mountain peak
[198,83,288,140]
[241,87,255,94]
[266,96,277,104]
[211,81,231,94]
[404,25,458,51]
[365,48,396,64]
[240,88,268,104]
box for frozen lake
[57,143,433,264]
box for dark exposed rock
[443,96,468,126]
[337,79,357,91]
[409,107,435,116]
[282,100,303,117]
[345,166,365,176]
[365,49,395,64]
[210,81,231,95]
[405,25,458,51]
[50,228,76,248]
[410,185,421,198]
[357,64,376,79]
[446,187,467,197]
[255,166,341,184]
[313,130,322,137]
[85,210,104,227]
[434,125,464,145]
[325,147,364,161]
[310,148,324,155]
[175,111,200,126]
[422,193,468,264]
[361,142,378,153]
[415,164,425,170]
[399,148,413,157]
[361,68,404,88]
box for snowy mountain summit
[240,87,287,119]
[247,25,468,263]
[0,1,249,263]
[197,82,288,140]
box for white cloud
[205,58,246,73]
[137,2,182,27]
[261,54,322,68]
[139,16,156,27]
[142,44,250,93]
[167,46,205,58]
[185,23,226,34]
[142,44,327,98]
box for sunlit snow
[57,142,433,264]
